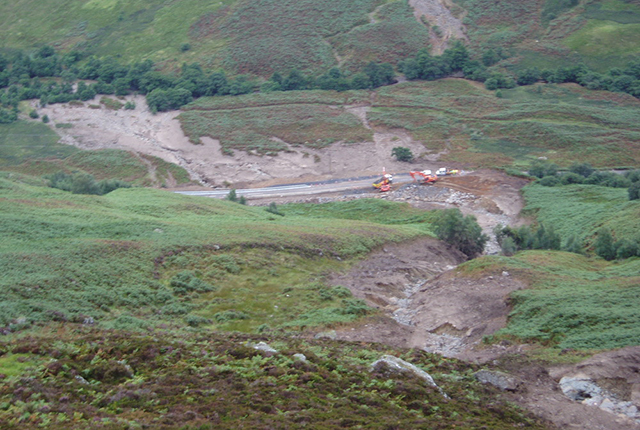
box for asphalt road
[174,174,417,199]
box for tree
[442,41,469,72]
[615,239,639,259]
[113,77,131,96]
[391,147,413,162]
[315,68,350,91]
[624,169,640,183]
[533,224,561,250]
[37,45,55,58]
[517,67,540,86]
[207,71,229,96]
[282,69,306,91]
[364,62,394,87]
[350,72,372,90]
[570,162,594,178]
[595,228,616,261]
[560,172,584,185]
[433,209,487,258]
[139,71,175,94]
[226,189,239,202]
[563,234,583,254]
[629,182,640,200]
[482,49,499,67]
[146,89,170,113]
[70,173,101,195]
[528,160,558,178]
[0,53,7,72]
[226,75,255,95]
[484,77,499,91]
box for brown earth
[34,95,640,430]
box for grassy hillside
[0,122,76,165]
[179,79,640,169]
[455,0,640,72]
[180,90,372,153]
[0,0,418,75]
[461,252,640,350]
[0,172,557,428]
[455,181,640,350]
[522,183,640,248]
[0,121,193,187]
[0,173,434,333]
[1,0,637,75]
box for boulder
[475,370,521,392]
[370,355,447,397]
[252,341,278,354]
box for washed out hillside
[1,0,640,429]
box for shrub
[500,236,517,256]
[266,202,284,216]
[29,109,38,119]
[339,298,369,316]
[46,171,130,195]
[169,271,215,295]
[209,254,241,274]
[185,315,211,327]
[161,302,192,315]
[214,310,249,323]
[107,314,151,331]
[433,208,487,258]
[332,285,352,298]
[391,146,413,162]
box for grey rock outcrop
[475,370,521,392]
[370,355,447,397]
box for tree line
[2,43,640,121]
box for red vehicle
[410,170,438,184]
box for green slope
[0,174,431,332]
[179,80,640,168]
[2,0,637,75]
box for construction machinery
[436,167,459,176]
[410,170,438,185]
[373,168,393,192]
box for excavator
[373,168,393,192]
[410,170,438,185]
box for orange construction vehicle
[410,170,438,185]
